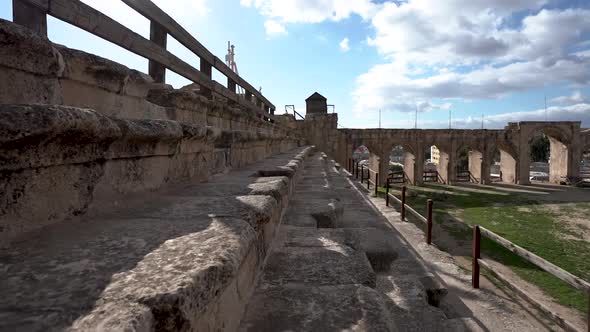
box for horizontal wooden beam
[478,259,581,332]
[120,0,274,109]
[479,226,590,293]
[47,0,214,90]
[19,0,280,124]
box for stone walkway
[240,152,562,331]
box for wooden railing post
[200,58,212,98]
[401,186,407,221]
[13,0,47,36]
[385,179,390,206]
[427,199,433,244]
[375,172,379,196]
[227,78,236,94]
[12,0,49,37]
[149,20,167,83]
[472,225,481,289]
[245,90,253,103]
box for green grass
[378,183,590,314]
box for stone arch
[523,125,572,184]
[383,141,420,185]
[492,140,519,184]
[421,138,452,184]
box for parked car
[529,171,549,181]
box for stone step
[239,284,396,332]
[280,226,401,272]
[0,146,315,332]
[377,274,449,331]
[260,245,376,288]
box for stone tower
[305,92,327,114]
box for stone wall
[0,19,302,245]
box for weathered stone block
[239,284,396,331]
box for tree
[530,134,549,162]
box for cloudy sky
[1,0,589,129]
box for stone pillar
[403,151,416,185]
[517,145,530,185]
[404,147,425,186]
[548,137,568,184]
[480,151,493,185]
[500,149,518,184]
[469,150,483,183]
[437,149,451,184]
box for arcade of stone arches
[339,122,590,187]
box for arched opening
[528,133,550,183]
[352,145,369,167]
[488,148,502,182]
[524,129,570,184]
[389,145,406,184]
[424,145,447,183]
[455,146,470,182]
[352,144,379,185]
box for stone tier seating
[0,17,310,331]
[1,142,315,331]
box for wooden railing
[472,226,590,332]
[13,0,277,122]
[388,170,405,184]
[348,156,589,330]
[423,170,440,183]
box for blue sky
[1,0,589,129]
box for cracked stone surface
[0,146,313,332]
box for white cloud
[452,103,590,129]
[339,38,350,52]
[241,0,379,35]
[551,91,586,105]
[353,2,590,113]
[264,20,287,37]
[381,103,590,129]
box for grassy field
[378,183,590,314]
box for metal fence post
[401,186,407,221]
[367,170,371,190]
[385,179,390,206]
[360,166,364,182]
[472,225,481,289]
[427,199,433,244]
[375,172,379,196]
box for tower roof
[305,92,327,101]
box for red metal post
[472,225,481,289]
[427,199,433,244]
[401,186,407,221]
